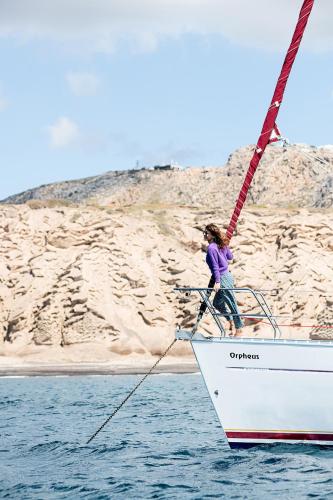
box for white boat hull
[191,336,333,448]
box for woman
[204,223,244,336]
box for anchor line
[191,275,215,333]
[86,338,177,444]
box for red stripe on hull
[226,431,333,441]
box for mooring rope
[86,338,177,444]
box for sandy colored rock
[0,143,332,369]
[0,202,332,370]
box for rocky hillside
[1,142,332,368]
[2,144,333,209]
[0,203,332,367]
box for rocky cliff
[1,143,332,369]
[0,201,332,367]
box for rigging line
[226,0,315,240]
[292,143,333,163]
[86,338,177,445]
[275,141,333,178]
[258,289,333,294]
[299,150,332,176]
[188,1,316,335]
[261,321,333,329]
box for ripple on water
[28,440,65,454]
[111,481,135,494]
[50,483,81,493]
[2,374,333,499]
[173,448,194,457]
[260,456,284,465]
[0,398,22,407]
[86,440,131,455]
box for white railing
[174,286,282,339]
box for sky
[0,0,332,200]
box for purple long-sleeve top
[206,242,233,283]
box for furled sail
[226,0,315,240]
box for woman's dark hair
[205,223,230,248]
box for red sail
[226,0,315,240]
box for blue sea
[1,373,333,499]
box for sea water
[1,373,333,499]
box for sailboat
[175,0,333,448]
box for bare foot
[234,329,243,337]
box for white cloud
[47,116,80,148]
[0,1,332,53]
[66,72,101,96]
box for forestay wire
[195,0,315,331]
[86,339,177,444]
[226,0,315,240]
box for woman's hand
[214,282,220,292]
